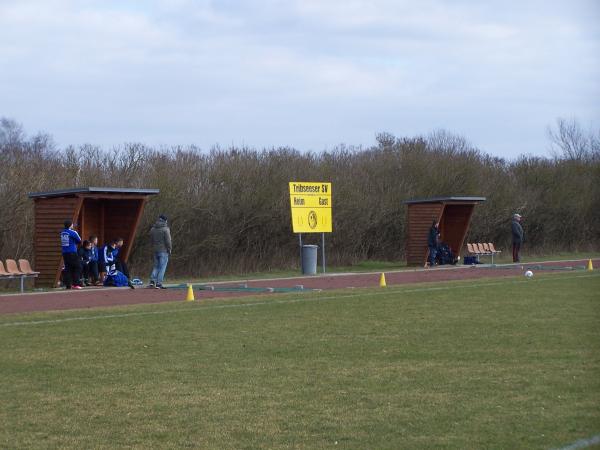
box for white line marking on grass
[551,434,600,450]
[1,273,597,328]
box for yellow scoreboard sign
[289,182,332,233]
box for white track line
[551,434,600,450]
[0,273,597,329]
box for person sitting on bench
[78,240,93,286]
[113,237,130,279]
[88,235,101,285]
[99,239,118,276]
[103,263,135,289]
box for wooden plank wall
[33,196,82,287]
[441,204,475,256]
[78,198,102,243]
[406,203,444,265]
[102,199,144,261]
[123,198,147,263]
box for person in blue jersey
[98,239,135,289]
[113,237,130,279]
[99,239,118,275]
[60,220,83,289]
[103,264,135,289]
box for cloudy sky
[1,0,598,158]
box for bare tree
[547,117,600,161]
[0,117,25,147]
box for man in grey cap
[148,214,172,289]
[511,213,524,263]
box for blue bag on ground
[104,270,130,287]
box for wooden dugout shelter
[28,187,159,287]
[404,196,486,266]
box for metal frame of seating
[467,243,501,265]
[2,259,39,293]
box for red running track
[0,259,596,315]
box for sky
[0,0,598,159]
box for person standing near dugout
[426,220,440,268]
[60,220,83,289]
[511,213,524,262]
[148,214,172,289]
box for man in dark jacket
[426,220,440,268]
[511,213,524,262]
[148,214,172,289]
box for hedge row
[1,120,598,276]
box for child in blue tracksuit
[61,220,82,289]
[78,240,94,286]
[88,235,100,285]
[99,240,118,275]
[113,238,130,279]
[99,239,134,289]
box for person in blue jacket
[88,235,100,285]
[100,238,135,289]
[78,240,90,285]
[113,237,130,279]
[99,239,118,275]
[60,220,82,289]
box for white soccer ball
[524,270,533,278]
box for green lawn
[1,273,599,449]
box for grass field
[1,273,599,449]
